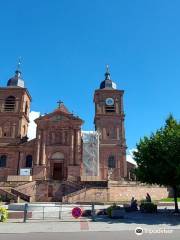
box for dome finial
[106,64,110,73]
[15,57,22,77]
[17,57,21,70]
[105,64,111,80]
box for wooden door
[53,163,63,180]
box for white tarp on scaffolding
[82,131,99,176]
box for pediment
[35,108,83,126]
[48,114,70,122]
[35,111,72,124]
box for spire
[105,64,111,80]
[99,64,117,90]
[7,57,25,88]
[15,57,22,78]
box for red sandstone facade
[0,66,128,183]
[94,88,127,180]
[0,66,170,202]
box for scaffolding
[82,131,99,176]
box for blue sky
[0,0,180,149]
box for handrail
[11,188,31,202]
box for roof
[99,66,117,90]
[53,103,70,114]
[7,70,25,88]
[35,102,83,124]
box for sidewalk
[0,215,180,233]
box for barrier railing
[23,203,102,222]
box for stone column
[62,131,65,145]
[117,127,120,140]
[120,95,124,112]
[15,100,19,113]
[116,102,119,114]
[12,124,16,138]
[41,131,46,165]
[77,130,81,145]
[74,129,81,165]
[70,131,74,165]
[35,133,41,165]
[73,129,77,165]
[52,132,55,144]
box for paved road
[0,231,180,240]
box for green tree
[134,115,180,213]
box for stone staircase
[0,181,36,203]
[62,186,108,203]
[0,187,17,202]
[0,180,108,203]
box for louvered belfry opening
[4,96,16,112]
[105,104,115,113]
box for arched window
[108,155,116,168]
[0,155,7,167]
[4,96,16,112]
[26,155,33,168]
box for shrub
[0,195,6,202]
[106,203,121,217]
[0,206,8,222]
[140,202,157,213]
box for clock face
[105,98,114,106]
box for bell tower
[0,65,31,145]
[94,66,127,180]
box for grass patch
[160,198,180,202]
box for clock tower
[94,66,127,180]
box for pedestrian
[146,193,151,202]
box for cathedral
[0,65,139,202]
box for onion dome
[100,65,117,89]
[7,59,25,88]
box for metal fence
[23,203,98,222]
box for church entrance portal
[51,152,64,180]
[53,163,63,180]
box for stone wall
[108,185,169,201]
[63,184,170,203]
[0,180,170,203]
[63,187,108,203]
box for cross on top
[57,100,63,108]
[17,57,22,71]
[106,64,110,73]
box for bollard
[91,203,95,221]
[43,206,45,220]
[59,204,62,220]
[23,203,28,223]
